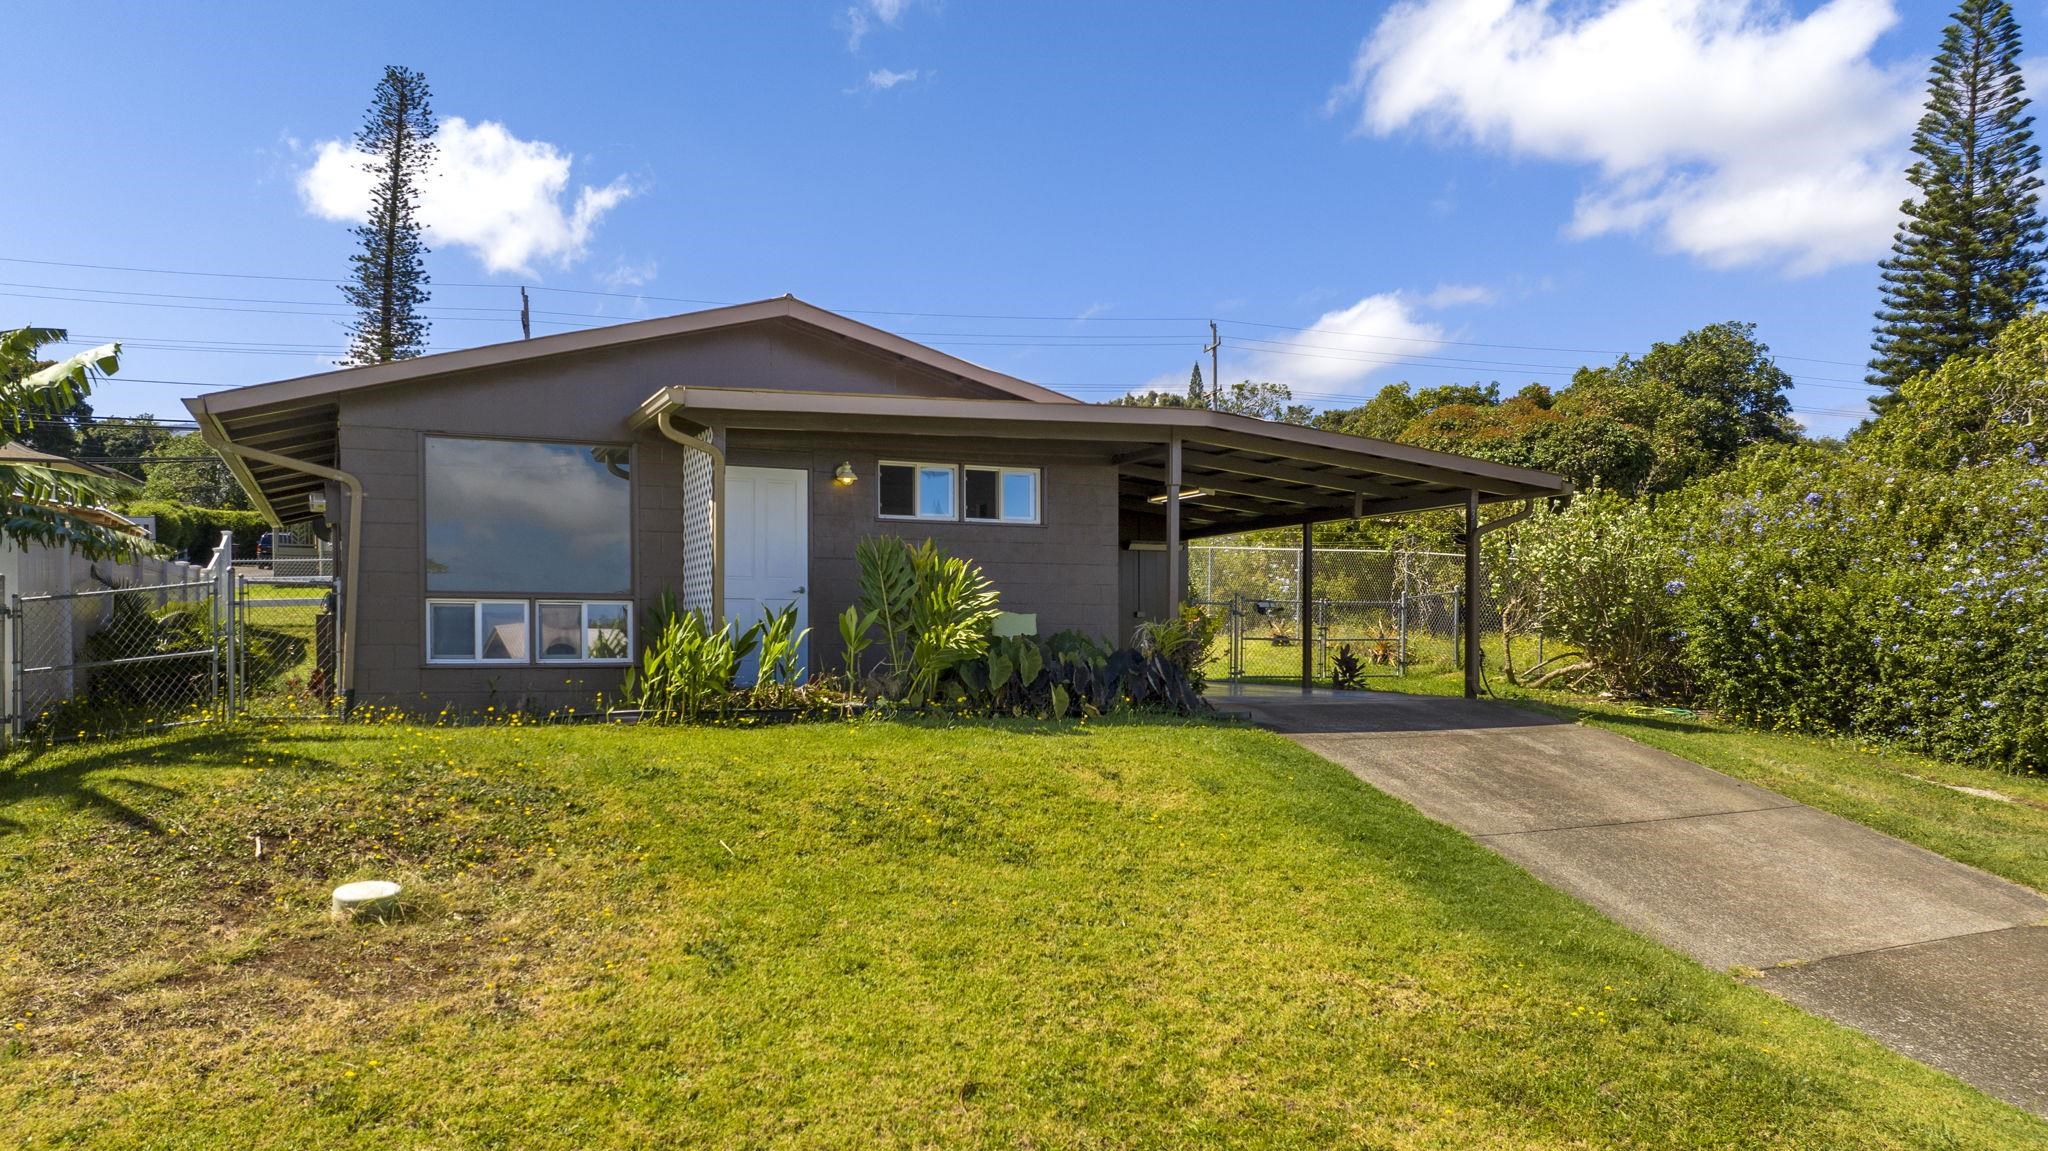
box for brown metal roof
[635,386,1570,538]
[188,297,1569,532]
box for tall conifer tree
[342,66,436,365]
[1869,1,2044,407]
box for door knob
[793,586,806,594]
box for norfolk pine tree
[1869,0,2045,407]
[342,66,437,365]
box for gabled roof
[188,295,1075,420]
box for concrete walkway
[1216,686,2048,1117]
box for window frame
[536,600,636,664]
[963,465,1041,525]
[877,460,960,521]
[425,599,533,666]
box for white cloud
[845,0,913,50]
[1333,0,1924,273]
[857,67,922,92]
[601,257,658,291]
[299,116,634,277]
[1239,290,1469,400]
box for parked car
[256,532,276,563]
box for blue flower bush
[1516,443,2046,772]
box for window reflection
[425,437,632,594]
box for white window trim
[964,465,1041,525]
[426,599,532,665]
[877,460,960,521]
[537,600,636,664]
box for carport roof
[636,385,1569,538]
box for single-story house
[185,296,1567,711]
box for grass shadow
[0,727,345,838]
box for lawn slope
[1,720,2040,1149]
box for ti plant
[749,602,811,708]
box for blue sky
[4,1,2031,438]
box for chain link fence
[1189,544,1546,687]
[4,545,341,740]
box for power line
[1,254,1875,370]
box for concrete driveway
[1217,685,2048,1117]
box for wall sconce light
[833,461,857,487]
[307,491,328,515]
[1147,487,1209,505]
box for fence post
[210,531,237,720]
[0,573,10,745]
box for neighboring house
[184,296,1566,712]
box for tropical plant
[946,629,1203,720]
[1134,603,1218,693]
[749,602,811,707]
[854,534,918,691]
[1330,644,1365,690]
[619,591,762,722]
[904,539,1001,703]
[1507,492,1688,697]
[837,604,876,697]
[854,536,999,704]
[0,328,142,558]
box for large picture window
[425,437,632,595]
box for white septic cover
[333,880,402,903]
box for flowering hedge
[1514,443,2047,772]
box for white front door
[725,466,809,684]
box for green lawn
[1367,671,2048,895]
[2,719,2041,1148]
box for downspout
[654,408,726,628]
[197,419,365,713]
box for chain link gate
[1187,543,1521,687]
[2,543,343,740]
[8,574,224,738]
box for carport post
[1165,432,1182,617]
[1299,517,1315,689]
[1463,489,1481,699]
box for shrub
[118,500,268,561]
[945,629,1205,719]
[1660,445,2047,771]
[1509,491,1688,696]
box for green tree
[1560,322,1795,491]
[1859,309,2048,467]
[81,414,174,482]
[140,431,250,509]
[1107,373,1311,423]
[342,65,437,365]
[1313,382,1418,440]
[1870,0,2045,403]
[0,328,141,557]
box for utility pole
[519,287,532,340]
[1204,320,1220,411]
